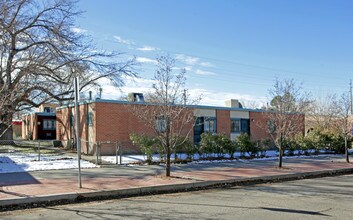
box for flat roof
[35,112,56,116]
[23,112,56,117]
[56,98,265,112]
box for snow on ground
[1,149,349,173]
[0,153,98,173]
[101,150,342,165]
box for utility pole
[74,77,82,188]
[183,89,187,106]
[349,79,353,115]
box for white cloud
[136,45,159,51]
[119,77,155,95]
[194,69,217,76]
[113,35,135,45]
[184,66,193,71]
[93,77,266,109]
[71,27,88,33]
[175,54,200,65]
[136,56,157,64]
[91,77,154,100]
[175,54,215,68]
[173,66,193,72]
[199,62,214,67]
[187,88,266,108]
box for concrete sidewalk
[1,156,353,210]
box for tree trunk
[174,148,178,161]
[166,147,171,177]
[345,136,349,163]
[0,123,13,140]
[278,147,283,168]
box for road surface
[1,174,353,219]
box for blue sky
[75,0,353,107]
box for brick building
[22,103,57,140]
[56,98,305,155]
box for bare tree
[260,78,309,167]
[333,93,352,163]
[239,99,260,109]
[129,55,199,177]
[306,94,340,133]
[0,0,136,139]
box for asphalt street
[1,173,353,220]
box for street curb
[1,167,353,211]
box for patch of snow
[189,154,341,164]
[101,149,341,165]
[0,153,98,174]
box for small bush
[130,133,157,164]
[199,132,217,158]
[261,139,272,157]
[218,134,237,159]
[254,139,271,157]
[173,137,193,160]
[185,144,198,160]
[199,133,236,159]
[295,135,310,155]
[237,133,257,157]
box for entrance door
[193,117,204,144]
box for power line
[161,49,350,81]
[139,65,349,89]
[100,37,350,81]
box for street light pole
[74,77,82,188]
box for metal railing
[0,139,57,161]
[95,141,123,165]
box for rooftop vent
[225,99,242,108]
[128,93,145,103]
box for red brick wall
[56,102,195,155]
[249,111,270,141]
[56,102,305,155]
[216,110,230,137]
[22,114,37,140]
[22,115,28,139]
[56,107,72,148]
[249,111,305,141]
[56,104,96,154]
[94,102,154,154]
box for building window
[156,116,168,133]
[231,119,241,133]
[241,119,250,134]
[44,107,53,113]
[267,120,276,133]
[43,119,56,130]
[204,117,216,133]
[87,112,93,126]
[70,114,74,126]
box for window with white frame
[43,119,56,130]
[204,117,216,133]
[155,116,168,133]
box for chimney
[99,88,102,99]
[225,99,240,108]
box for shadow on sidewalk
[0,156,40,187]
[0,172,40,187]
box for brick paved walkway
[1,156,352,203]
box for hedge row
[130,130,352,163]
